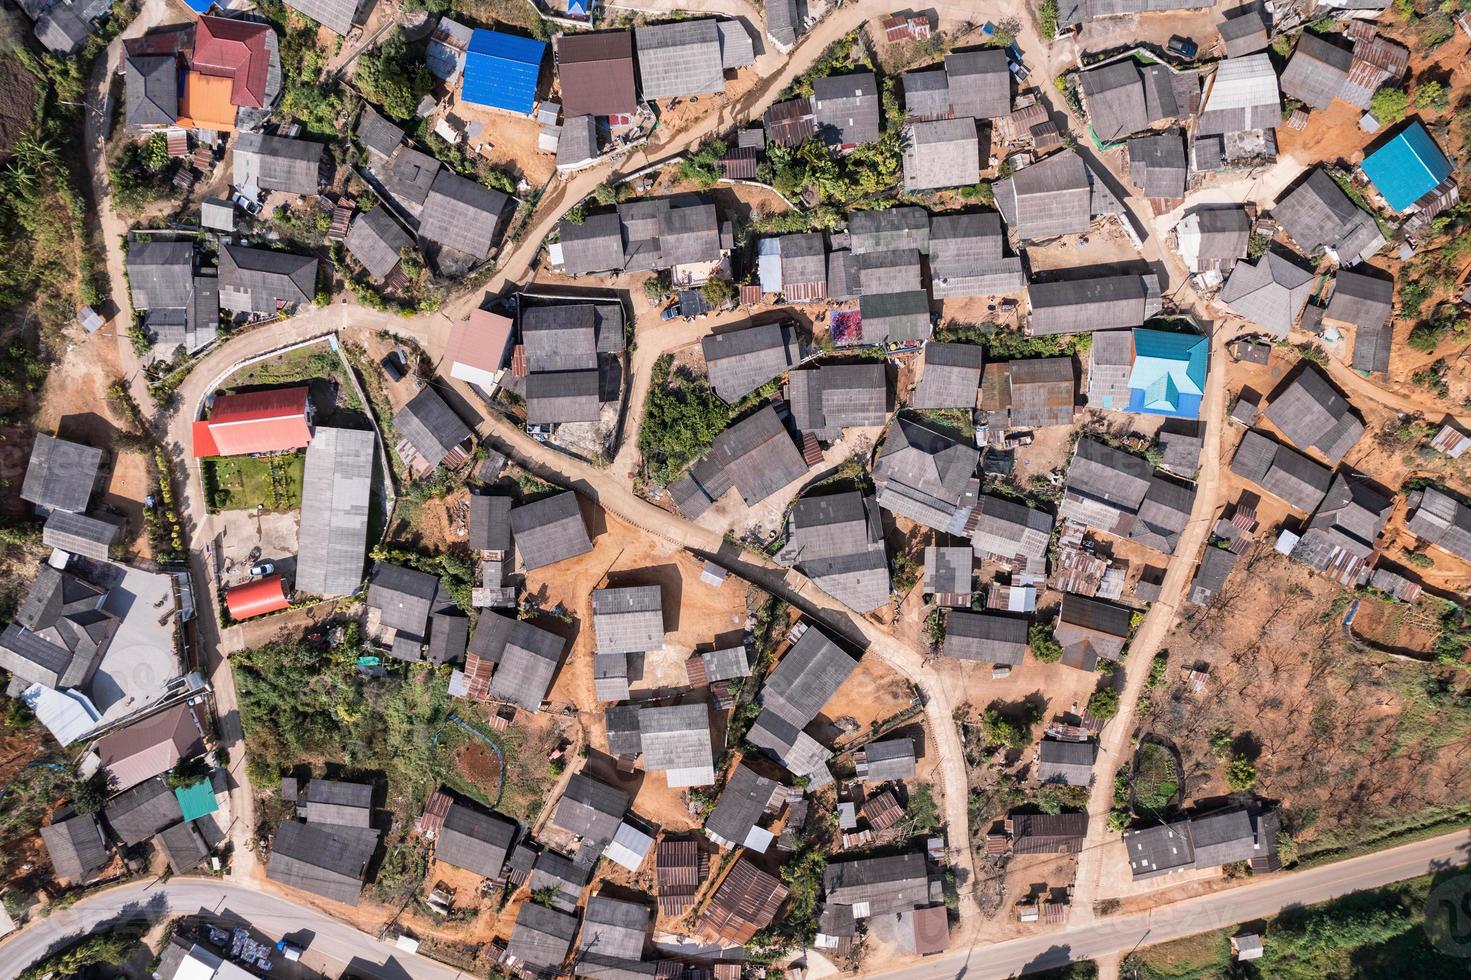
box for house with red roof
[192,387,315,458]
[447,308,514,390]
[225,574,290,620]
[190,15,271,109]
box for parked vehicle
[1167,35,1197,59]
[249,562,275,578]
[660,303,681,321]
[276,941,303,962]
[381,349,407,381]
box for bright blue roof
[181,0,213,12]
[462,29,547,115]
[1361,121,1452,213]
[1126,328,1208,419]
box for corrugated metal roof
[462,29,546,114]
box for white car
[249,562,275,578]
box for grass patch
[1130,929,1230,980]
[1293,803,1471,869]
[200,453,304,514]
[903,407,975,441]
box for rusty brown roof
[701,857,788,944]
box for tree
[1415,80,1448,111]
[1369,87,1408,125]
[701,276,735,309]
[592,183,617,206]
[1226,753,1258,791]
[1029,622,1063,663]
[643,270,671,304]
[982,701,1041,750]
[71,770,112,815]
[906,783,939,834]
[1086,686,1120,721]
[531,886,560,908]
[167,755,212,789]
[355,31,431,121]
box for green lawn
[201,453,305,513]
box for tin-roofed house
[1264,365,1364,465]
[577,896,652,975]
[848,207,930,254]
[1360,120,1453,214]
[1230,429,1332,514]
[902,118,979,191]
[551,772,630,847]
[1029,273,1161,336]
[470,611,568,711]
[980,357,1076,429]
[1220,251,1315,339]
[593,586,664,655]
[1127,129,1189,207]
[1281,33,1353,109]
[1406,485,1471,561]
[1291,471,1392,584]
[435,799,518,879]
[345,207,413,283]
[857,738,917,782]
[928,212,1025,299]
[1218,4,1269,57]
[294,427,374,598]
[824,852,932,917]
[668,405,809,519]
[283,0,366,35]
[22,434,103,516]
[942,611,1027,665]
[700,856,788,945]
[858,249,932,343]
[993,149,1092,242]
[506,901,579,976]
[638,702,714,787]
[104,776,184,847]
[232,132,324,196]
[1053,593,1133,672]
[873,417,980,533]
[812,72,882,150]
[1037,739,1097,786]
[912,342,983,409]
[1058,437,1158,538]
[1196,54,1280,137]
[635,20,725,100]
[701,321,800,403]
[970,493,1054,572]
[777,491,890,613]
[1324,268,1394,375]
[944,48,1011,120]
[393,386,473,475]
[40,812,109,884]
[511,491,592,571]
[555,31,638,118]
[1174,207,1251,278]
[419,168,512,269]
[746,625,856,784]
[1272,168,1384,267]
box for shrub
[166,755,212,789]
[701,276,735,309]
[1408,551,1435,568]
[1029,622,1063,663]
[1369,87,1408,125]
[1087,686,1120,720]
[924,607,946,649]
[1226,753,1258,791]
[678,139,726,189]
[71,770,112,814]
[982,700,1042,750]
[1415,80,1449,111]
[1039,0,1058,37]
[638,355,731,486]
[643,270,671,304]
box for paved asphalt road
[5,831,1468,980]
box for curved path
[4,829,1465,980]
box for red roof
[446,309,513,380]
[191,15,270,109]
[225,574,289,620]
[193,386,312,458]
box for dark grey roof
[862,738,917,780]
[283,0,364,35]
[511,491,593,569]
[0,565,116,690]
[1030,273,1160,335]
[874,417,980,531]
[1218,4,1270,58]
[605,704,643,757]
[804,550,892,614]
[23,434,102,514]
[1130,476,1197,555]
[637,703,713,781]
[1229,429,1332,513]
[826,248,860,300]
[42,510,120,560]
[860,287,932,343]
[1127,130,1188,199]
[903,118,980,191]
[1281,32,1352,109]
[526,371,601,424]
[1178,207,1251,272]
[1220,251,1315,338]
[41,813,108,882]
[780,231,827,287]
[702,321,800,403]
[912,342,983,409]
[556,113,599,168]
[592,586,664,654]
[379,146,441,207]
[970,492,1053,568]
[787,491,882,563]
[944,48,1011,120]
[1324,268,1393,330]
[1188,546,1239,604]
[923,545,972,595]
[302,779,373,827]
[127,240,194,311]
[1272,168,1384,265]
[559,211,627,275]
[1067,437,1153,509]
[747,708,832,782]
[104,776,184,846]
[1037,738,1097,786]
[1081,60,1147,142]
[765,0,799,47]
[124,54,177,130]
[579,895,651,970]
[1055,593,1132,669]
[267,820,379,905]
[356,103,404,158]
[705,763,779,848]
[1264,365,1363,464]
[367,561,438,635]
[437,800,517,877]
[657,203,721,267]
[788,362,887,437]
[635,19,724,100]
[929,212,1024,298]
[346,207,411,282]
[762,626,856,728]
[943,611,1027,665]
[234,132,324,196]
[552,773,630,844]
[1407,485,1471,560]
[903,68,951,119]
[419,168,509,262]
[295,426,374,597]
[394,386,473,470]
[705,405,809,505]
[157,820,209,874]
[473,612,567,710]
[428,610,469,665]
[823,852,930,915]
[523,304,599,373]
[994,150,1091,241]
[1294,471,1391,573]
[812,72,882,147]
[508,899,580,973]
[218,245,317,315]
[470,494,514,553]
[848,207,930,254]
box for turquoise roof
[175,778,219,822]
[1127,328,1207,415]
[1361,121,1452,213]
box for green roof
[174,779,219,822]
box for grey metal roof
[863,738,917,780]
[41,813,108,882]
[1031,273,1159,335]
[705,763,779,848]
[1219,4,1270,57]
[1281,32,1352,109]
[552,773,630,843]
[981,356,1076,428]
[592,586,665,654]
[509,899,580,974]
[394,386,473,470]
[301,778,373,828]
[995,150,1091,241]
[557,114,600,168]
[944,48,1011,120]
[1177,207,1251,272]
[474,612,568,710]
[530,850,593,912]
[295,427,374,597]
[848,207,930,254]
[511,491,593,569]
[419,168,510,262]
[356,103,404,158]
[705,405,809,505]
[346,207,411,282]
[282,0,363,35]
[436,800,517,878]
[823,852,930,915]
[873,417,980,531]
[1229,429,1331,513]
[788,362,887,437]
[1129,475,1197,554]
[1264,365,1363,464]
[127,239,194,311]
[1127,130,1188,199]
[1055,593,1132,668]
[1081,60,1147,142]
[124,54,177,130]
[233,132,324,196]
[218,245,317,315]
[657,202,721,267]
[0,566,116,690]
[1066,437,1153,513]
[578,895,651,969]
[637,702,713,780]
[367,561,438,635]
[1407,485,1471,560]
[763,626,856,728]
[1324,268,1393,331]
[765,0,799,47]
[526,371,601,424]
[1294,471,1391,573]
[605,704,643,757]
[522,303,599,373]
[42,510,119,560]
[747,708,832,783]
[969,493,1054,570]
[379,146,441,208]
[903,118,980,191]
[923,545,972,595]
[860,288,932,343]
[635,20,725,99]
[903,68,951,119]
[787,491,882,563]
[702,321,799,403]
[930,212,1024,298]
[104,776,184,846]
[779,232,827,287]
[470,494,513,553]
[22,434,102,514]
[1220,251,1314,338]
[1197,54,1280,136]
[943,611,1027,664]
[559,211,627,275]
[813,71,882,147]
[912,342,983,409]
[1188,545,1239,604]
[1037,739,1097,786]
[428,610,469,665]
[717,19,754,69]
[806,549,892,613]
[1273,168,1384,264]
